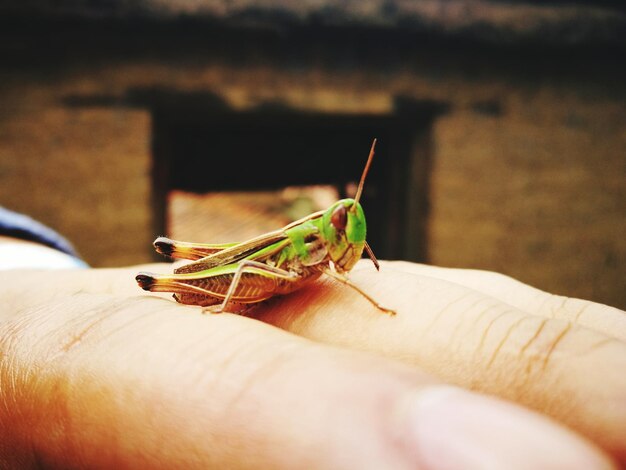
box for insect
[135,139,395,315]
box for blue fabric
[0,206,84,260]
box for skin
[0,238,624,469]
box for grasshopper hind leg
[136,272,221,308]
[135,271,270,314]
[136,273,158,291]
[152,237,237,260]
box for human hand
[0,261,622,468]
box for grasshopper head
[319,138,379,273]
[321,198,366,273]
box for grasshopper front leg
[324,269,396,315]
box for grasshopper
[135,139,395,315]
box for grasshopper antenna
[353,138,376,206]
[353,139,381,271]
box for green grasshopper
[135,139,395,315]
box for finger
[0,292,612,469]
[258,266,626,464]
[382,261,626,342]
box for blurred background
[0,1,624,308]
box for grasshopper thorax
[320,198,366,273]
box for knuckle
[463,300,517,358]
[466,308,575,382]
[481,314,529,369]
[517,318,573,377]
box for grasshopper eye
[331,205,347,231]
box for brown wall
[0,91,153,266]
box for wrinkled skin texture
[0,246,624,468]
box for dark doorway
[150,92,444,261]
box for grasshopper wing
[174,230,291,274]
[174,210,326,275]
